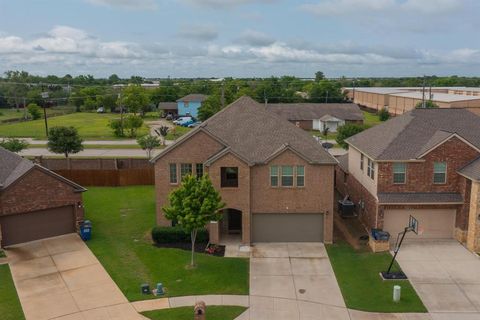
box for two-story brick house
[152,96,338,244]
[335,109,480,251]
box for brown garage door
[252,213,324,242]
[0,206,75,247]
[383,209,455,241]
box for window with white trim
[281,166,294,187]
[296,166,305,187]
[169,163,177,184]
[433,162,447,184]
[270,166,279,187]
[393,163,406,184]
[367,159,375,180]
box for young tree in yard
[120,85,150,115]
[109,119,124,137]
[137,134,161,158]
[336,124,368,149]
[0,138,29,153]
[378,108,390,121]
[163,175,225,267]
[124,115,144,137]
[47,126,84,157]
[27,103,42,120]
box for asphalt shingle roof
[158,102,177,110]
[458,157,480,182]
[266,103,363,121]
[378,193,464,204]
[153,96,337,165]
[0,147,34,189]
[346,109,480,160]
[177,94,207,102]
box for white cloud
[177,25,219,41]
[181,0,276,9]
[235,30,275,47]
[85,0,157,10]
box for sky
[0,0,479,78]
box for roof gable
[346,109,480,161]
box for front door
[228,210,242,234]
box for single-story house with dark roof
[177,94,208,118]
[0,148,86,247]
[266,103,364,132]
[335,108,480,252]
[152,96,337,244]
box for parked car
[173,116,192,125]
[188,121,201,128]
[96,107,105,113]
[165,112,175,120]
[178,118,195,127]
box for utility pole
[118,92,124,136]
[264,89,268,107]
[422,75,426,109]
[23,97,27,120]
[41,91,49,137]
[325,91,329,103]
[352,79,356,101]
[221,81,225,109]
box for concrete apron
[5,234,146,320]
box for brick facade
[154,131,335,244]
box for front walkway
[396,241,480,319]
[5,234,145,320]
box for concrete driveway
[396,241,480,319]
[5,234,145,320]
[246,243,349,320]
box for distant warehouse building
[344,87,480,115]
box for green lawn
[0,265,25,320]
[142,306,247,320]
[83,186,249,302]
[363,111,382,127]
[0,112,149,139]
[28,144,146,150]
[326,242,426,313]
[166,125,192,140]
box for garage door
[252,213,323,242]
[383,209,455,240]
[0,206,75,247]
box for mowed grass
[0,112,149,139]
[0,265,25,320]
[0,106,75,122]
[83,186,249,302]
[363,111,382,127]
[142,306,247,320]
[165,125,192,140]
[326,242,426,313]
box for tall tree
[163,175,224,267]
[120,85,150,115]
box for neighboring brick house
[0,148,86,247]
[152,96,337,244]
[335,109,480,251]
[266,103,363,132]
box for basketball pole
[386,226,411,275]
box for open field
[0,112,149,139]
[83,186,249,302]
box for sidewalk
[18,147,156,158]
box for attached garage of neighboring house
[382,208,456,241]
[0,147,86,247]
[252,213,324,242]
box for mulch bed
[154,242,225,257]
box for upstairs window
[196,163,204,178]
[393,163,406,184]
[180,163,192,180]
[281,166,294,187]
[433,162,447,184]
[169,163,177,184]
[270,166,279,187]
[221,167,238,187]
[360,153,364,171]
[296,166,305,187]
[367,159,375,180]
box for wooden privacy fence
[54,168,155,186]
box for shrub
[336,123,369,149]
[151,226,209,244]
[27,103,42,120]
[378,108,390,121]
[0,138,29,153]
[109,118,124,137]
